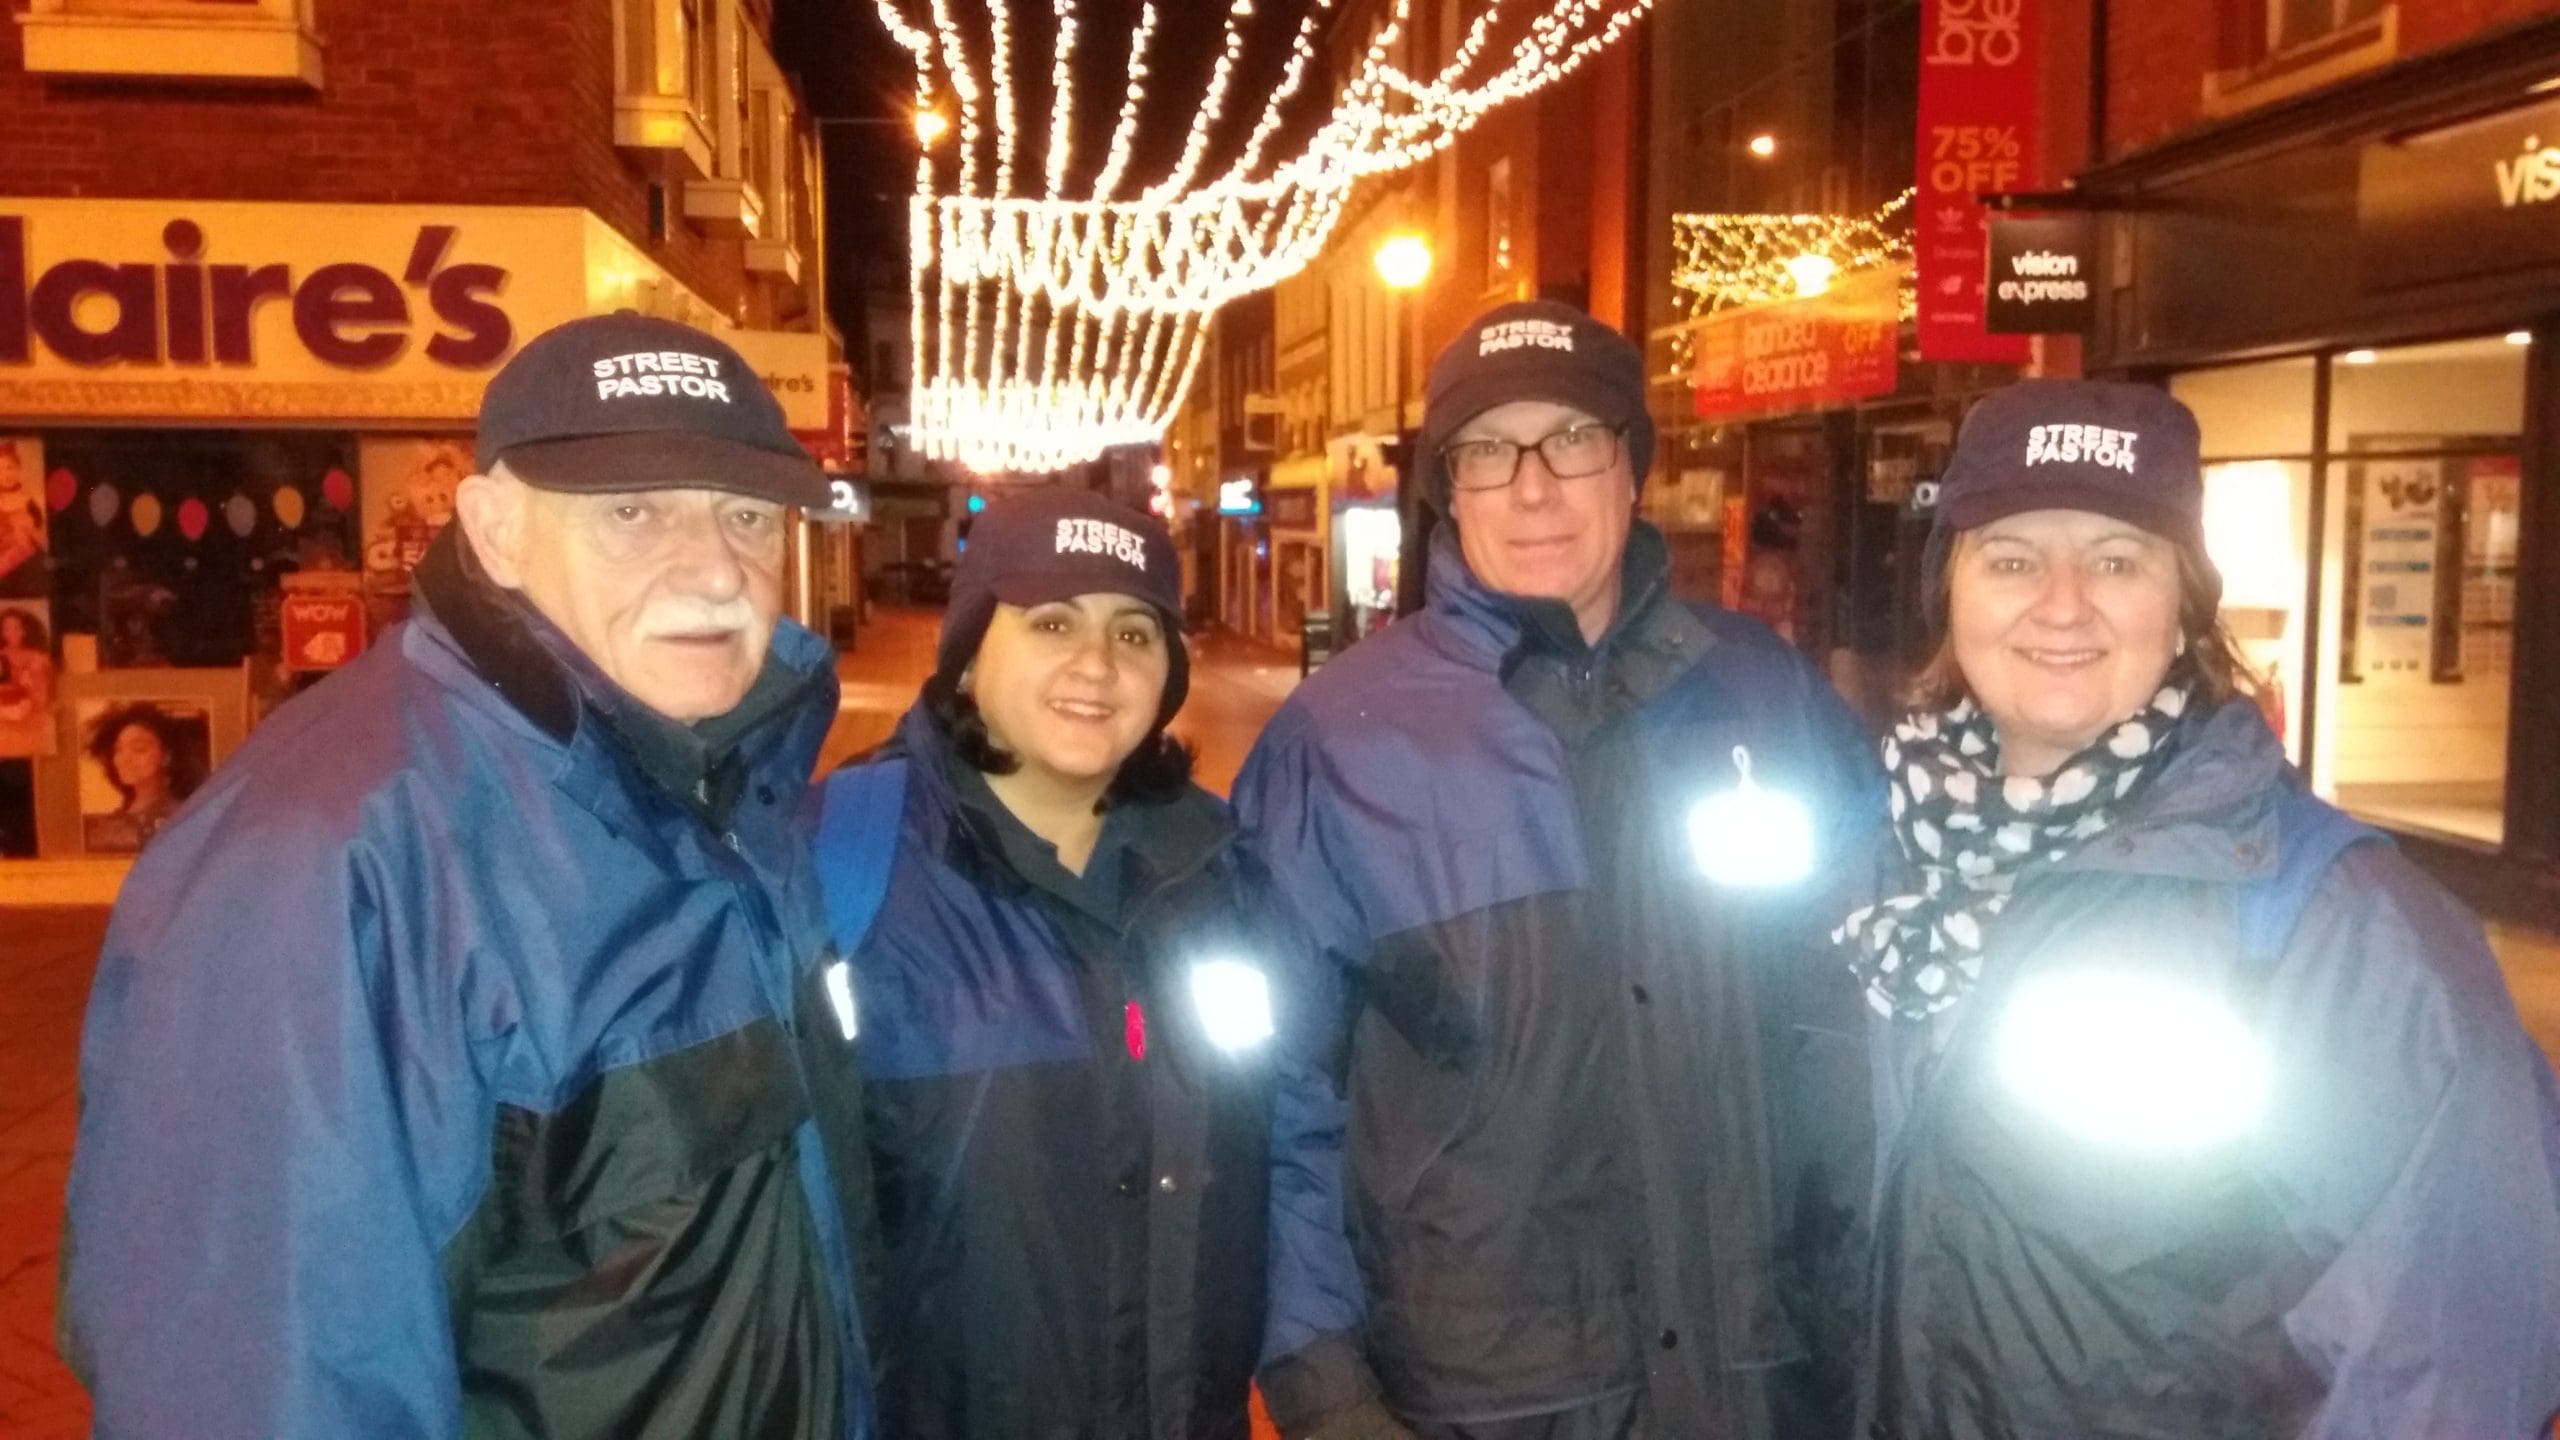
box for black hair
[923,671,1197,810]
[83,701,210,809]
[0,605,47,652]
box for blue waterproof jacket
[809,702,1303,1440]
[61,538,872,1440]
[1236,526,1884,1438]
[1863,699,2560,1439]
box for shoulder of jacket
[2271,837,2515,1050]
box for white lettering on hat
[1055,517,1148,569]
[2025,423,2137,474]
[590,350,733,403]
[1477,319,1576,355]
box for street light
[812,100,952,148]
[1374,234,1434,293]
[1784,252,1838,298]
[1373,231,1434,619]
[1747,133,1778,159]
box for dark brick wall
[0,0,757,321]
[2108,0,2560,156]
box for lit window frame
[18,0,322,88]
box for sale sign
[281,591,366,672]
[1691,264,1902,420]
[1916,0,2037,363]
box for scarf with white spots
[1836,672,2194,1020]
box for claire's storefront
[0,200,843,877]
[2082,20,2560,927]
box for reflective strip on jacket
[811,702,1301,1440]
[1238,525,1886,1438]
[1864,699,2560,1440]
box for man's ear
[455,471,528,589]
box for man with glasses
[1238,301,1882,1440]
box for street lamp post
[811,101,951,148]
[1373,232,1433,617]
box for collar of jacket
[884,699,1234,927]
[1421,519,1714,741]
[408,524,839,835]
[2049,699,2289,886]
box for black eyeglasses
[1442,422,1625,492]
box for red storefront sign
[281,592,367,672]
[1915,0,2037,364]
[1691,265,1901,420]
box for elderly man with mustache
[62,314,875,1440]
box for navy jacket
[61,544,870,1440]
[812,704,1305,1440]
[1236,526,1884,1438]
[1864,700,2560,1439]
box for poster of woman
[76,699,211,853]
[0,438,47,601]
[0,601,57,758]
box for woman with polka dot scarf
[1839,379,2560,1440]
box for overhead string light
[1665,187,1917,373]
[878,0,1655,475]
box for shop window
[2271,0,2388,57]
[2203,0,2394,118]
[39,429,362,680]
[2173,356,2315,461]
[18,0,321,87]
[2317,337,2522,846]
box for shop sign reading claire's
[0,201,610,422]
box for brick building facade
[0,0,846,862]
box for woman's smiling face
[1948,508,2183,778]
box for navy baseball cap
[935,486,1189,723]
[474,312,830,510]
[1416,300,1656,510]
[1923,379,2217,617]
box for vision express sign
[1984,213,2094,333]
[2361,93,2560,290]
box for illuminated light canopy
[1995,969,2274,1152]
[877,0,1654,475]
[1667,188,1914,372]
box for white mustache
[641,599,760,640]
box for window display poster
[0,437,47,601]
[2356,458,2441,679]
[2461,456,2520,681]
[360,436,468,626]
[0,598,56,758]
[76,696,211,853]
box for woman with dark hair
[0,605,53,754]
[83,701,207,847]
[1841,380,2560,1439]
[806,487,1293,1440]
